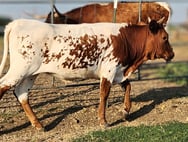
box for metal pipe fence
[28,61,188,91]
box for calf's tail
[0,23,11,76]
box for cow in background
[0,18,174,130]
[45,5,78,24]
[45,2,171,25]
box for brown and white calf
[0,19,174,130]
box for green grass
[159,63,188,85]
[73,122,188,142]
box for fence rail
[27,61,188,91]
[33,75,188,91]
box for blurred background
[0,1,188,23]
[0,0,187,23]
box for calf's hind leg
[121,80,132,118]
[0,85,11,99]
[14,75,43,130]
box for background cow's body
[0,19,174,130]
[45,2,171,24]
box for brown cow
[45,2,171,24]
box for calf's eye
[163,36,167,41]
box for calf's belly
[34,65,99,80]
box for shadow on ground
[110,85,188,126]
[0,85,187,135]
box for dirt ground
[0,28,188,142]
[0,78,187,142]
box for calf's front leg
[98,77,111,128]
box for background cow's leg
[98,77,111,128]
[121,80,132,118]
[14,75,43,130]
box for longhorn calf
[0,19,174,130]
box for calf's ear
[149,20,159,34]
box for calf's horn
[147,17,151,23]
[157,17,165,24]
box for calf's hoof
[120,109,130,120]
[32,122,44,131]
[100,123,109,130]
[36,127,46,132]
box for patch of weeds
[73,122,188,142]
[159,63,188,85]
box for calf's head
[145,20,174,62]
